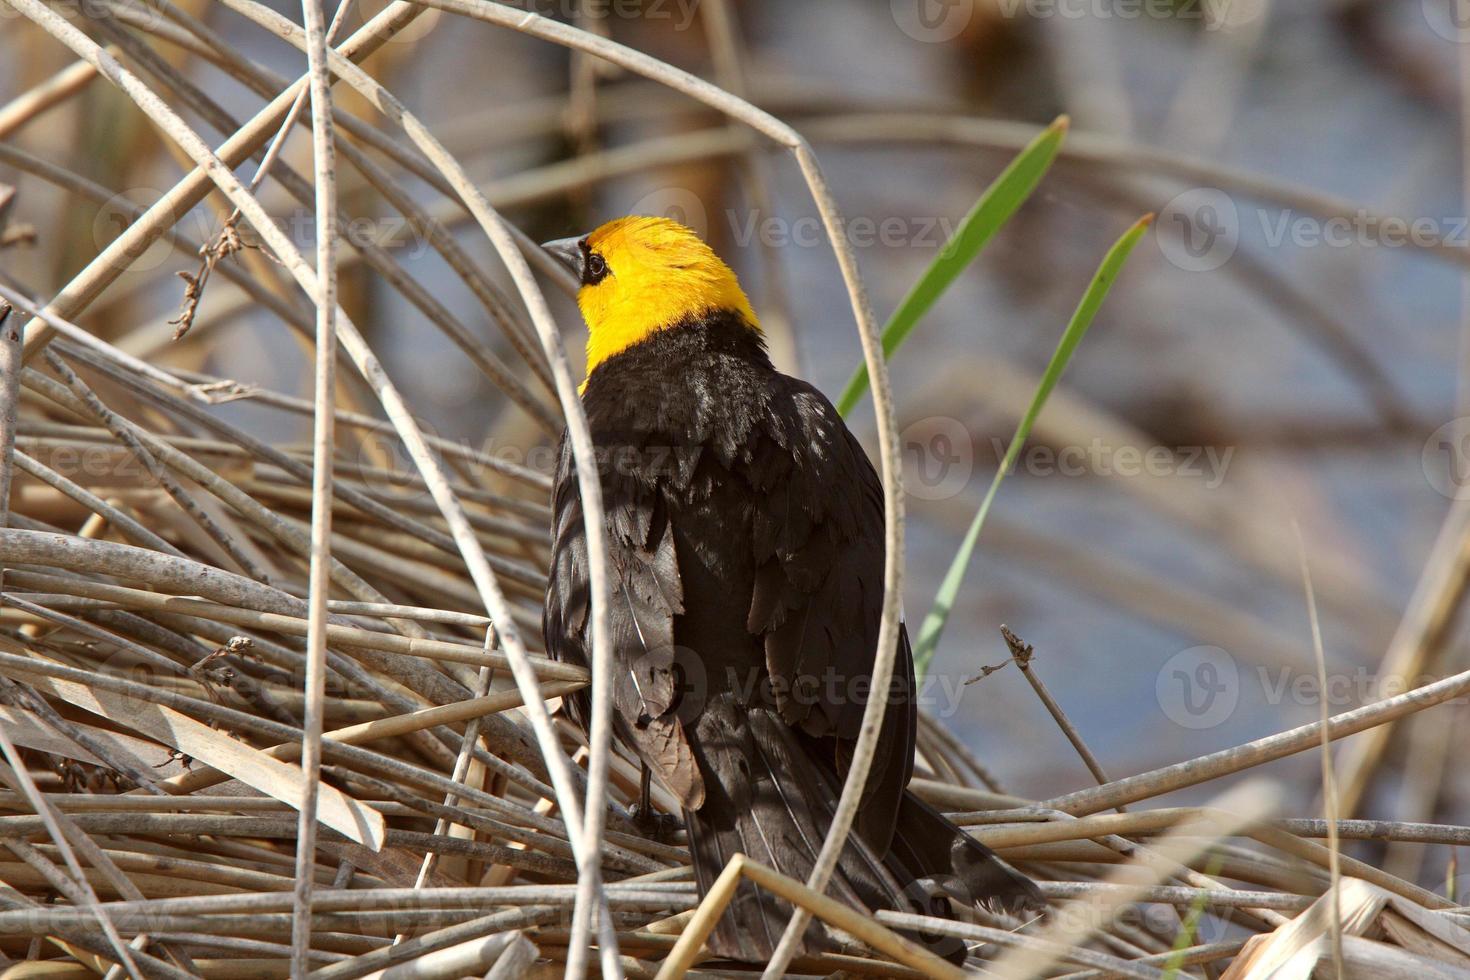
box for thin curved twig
[291,0,341,968]
[189,2,624,970]
[3,11,606,936]
[395,6,906,974]
[14,1,426,363]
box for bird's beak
[540,236,585,282]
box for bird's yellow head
[542,216,760,380]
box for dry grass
[0,1,1467,978]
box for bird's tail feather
[683,702,908,960]
[889,789,1047,916]
[683,701,1043,963]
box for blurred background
[2,0,1467,894]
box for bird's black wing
[743,377,916,853]
[543,433,705,808]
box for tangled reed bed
[0,1,1469,977]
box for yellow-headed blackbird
[542,216,1042,961]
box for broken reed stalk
[1043,660,1470,816]
[0,4,1468,979]
[1002,625,1121,808]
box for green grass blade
[1162,854,1224,978]
[836,115,1070,418]
[911,214,1154,679]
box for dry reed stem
[413,110,1396,634]
[293,0,342,965]
[1045,658,1470,814]
[2,15,622,972]
[651,854,966,980]
[0,736,145,977]
[14,3,425,361]
[0,5,1464,978]
[1332,494,1470,815]
[1002,626,1122,808]
[382,7,904,973]
[992,784,1277,978]
[149,4,625,966]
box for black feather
[544,310,1042,963]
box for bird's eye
[583,252,609,285]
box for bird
[540,215,1043,963]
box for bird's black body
[544,311,1042,961]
